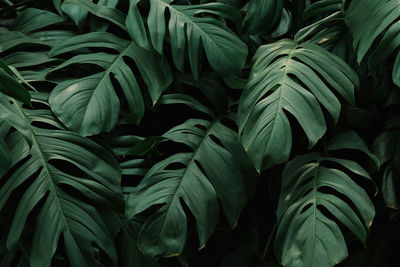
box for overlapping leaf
[243,0,283,35]
[54,0,119,31]
[238,39,358,171]
[10,8,66,34]
[48,32,172,136]
[1,10,77,83]
[345,0,400,86]
[275,132,376,267]
[147,0,248,78]
[373,129,400,209]
[0,59,31,105]
[126,97,254,258]
[295,0,352,58]
[0,93,123,267]
[345,0,390,63]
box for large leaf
[345,0,400,86]
[238,39,358,171]
[345,0,390,63]
[147,0,247,78]
[275,132,376,267]
[48,32,172,136]
[126,100,254,258]
[0,93,123,267]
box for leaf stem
[261,221,277,261]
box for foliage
[0,0,399,266]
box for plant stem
[261,221,277,261]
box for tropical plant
[0,0,399,266]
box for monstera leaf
[10,8,66,34]
[0,30,48,54]
[243,0,283,35]
[54,0,119,31]
[373,129,400,209]
[0,9,77,84]
[238,39,358,171]
[146,0,248,78]
[345,0,391,62]
[48,32,172,136]
[346,0,400,85]
[0,93,123,267]
[275,131,376,267]
[0,60,31,106]
[295,0,352,58]
[126,96,254,258]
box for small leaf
[126,136,167,156]
[327,131,380,169]
[0,61,31,106]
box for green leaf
[10,8,65,33]
[175,74,230,115]
[48,32,172,136]
[0,61,31,106]
[3,52,61,68]
[0,96,123,267]
[345,0,400,87]
[0,136,11,178]
[62,0,126,32]
[29,30,78,47]
[238,39,358,171]
[275,150,375,267]
[0,30,47,53]
[303,0,344,20]
[345,0,388,63]
[147,0,247,78]
[243,0,283,35]
[295,11,345,46]
[159,93,214,116]
[118,217,161,267]
[126,136,167,156]
[327,130,380,169]
[126,118,254,258]
[126,0,150,48]
[372,130,400,209]
[100,212,161,267]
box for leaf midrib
[311,162,320,264]
[246,47,296,154]
[158,119,219,252]
[14,100,73,239]
[82,42,135,124]
[156,0,232,61]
